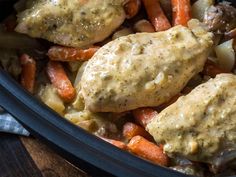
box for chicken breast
[146,74,236,163]
[15,0,126,47]
[79,20,213,112]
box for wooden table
[0,133,90,177]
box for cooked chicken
[146,74,236,163]
[15,0,126,47]
[79,19,213,112]
[203,2,236,34]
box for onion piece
[192,0,214,22]
[215,39,235,71]
[74,61,88,87]
[0,32,43,50]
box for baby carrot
[171,0,191,26]
[47,61,76,102]
[123,122,153,141]
[142,0,171,32]
[20,54,36,93]
[127,136,169,166]
[48,46,99,61]
[132,108,158,127]
[124,0,141,19]
[100,137,127,150]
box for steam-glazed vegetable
[15,0,126,47]
[79,19,213,112]
[147,74,236,163]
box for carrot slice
[171,0,191,26]
[202,60,229,78]
[48,46,99,61]
[124,0,141,19]
[20,54,36,93]
[47,61,76,102]
[100,137,127,150]
[123,122,153,141]
[127,136,169,166]
[132,108,158,128]
[142,0,171,32]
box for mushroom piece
[203,2,236,34]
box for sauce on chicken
[15,0,126,47]
[79,19,213,112]
[147,74,236,163]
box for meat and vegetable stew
[1,0,236,176]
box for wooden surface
[0,133,90,177]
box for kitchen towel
[0,109,29,136]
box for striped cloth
[0,108,29,136]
